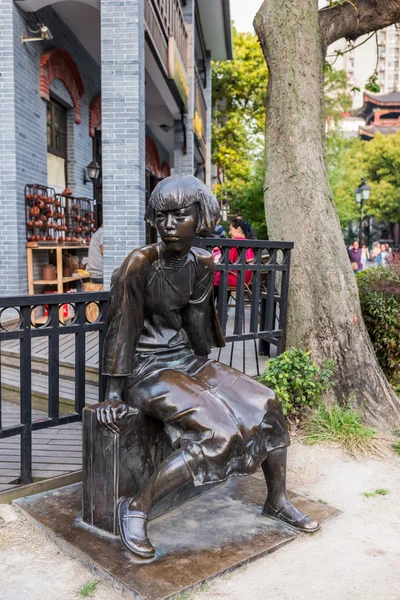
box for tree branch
[320,0,400,48]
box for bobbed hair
[145,174,220,236]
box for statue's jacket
[102,243,290,486]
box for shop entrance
[146,169,159,244]
[93,129,102,228]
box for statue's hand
[96,399,128,434]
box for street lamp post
[355,178,371,245]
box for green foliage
[212,27,268,203]
[304,404,376,456]
[324,69,352,126]
[76,581,101,598]
[259,348,335,418]
[360,132,400,222]
[363,488,389,498]
[392,440,400,455]
[326,132,363,235]
[212,32,351,238]
[356,266,400,380]
[365,72,381,94]
[228,158,268,239]
[328,131,400,231]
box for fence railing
[0,239,293,486]
[0,292,108,484]
[195,238,293,364]
[145,0,188,76]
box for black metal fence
[0,239,293,486]
[0,292,108,484]
[195,238,293,367]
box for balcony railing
[145,0,188,76]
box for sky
[229,0,262,33]
[230,0,329,32]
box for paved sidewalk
[1,441,400,600]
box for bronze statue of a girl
[96,175,319,558]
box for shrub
[356,265,400,380]
[259,348,335,419]
[303,404,377,457]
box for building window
[47,98,68,188]
[47,99,67,159]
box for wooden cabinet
[27,245,90,324]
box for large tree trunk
[254,0,400,431]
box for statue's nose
[166,214,175,230]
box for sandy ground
[1,441,400,600]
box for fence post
[20,306,32,485]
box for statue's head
[145,175,220,253]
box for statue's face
[155,204,199,253]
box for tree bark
[320,0,400,48]
[254,0,400,431]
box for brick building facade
[0,0,232,294]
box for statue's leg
[118,449,192,557]
[261,448,320,533]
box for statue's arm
[182,251,224,354]
[102,251,146,376]
[97,251,147,432]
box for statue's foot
[118,498,155,558]
[262,500,320,533]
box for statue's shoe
[118,498,155,558]
[262,500,320,533]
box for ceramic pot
[41,264,56,280]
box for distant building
[377,27,400,94]
[326,25,400,110]
[354,91,400,140]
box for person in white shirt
[87,225,104,283]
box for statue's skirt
[124,348,290,486]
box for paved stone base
[15,477,341,600]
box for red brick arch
[161,161,171,178]
[40,49,84,124]
[89,94,101,137]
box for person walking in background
[212,216,227,238]
[372,242,382,266]
[348,240,362,273]
[384,243,392,264]
[361,244,370,270]
[87,224,104,285]
[381,243,390,266]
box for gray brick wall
[0,0,19,296]
[100,0,146,288]
[0,4,100,296]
